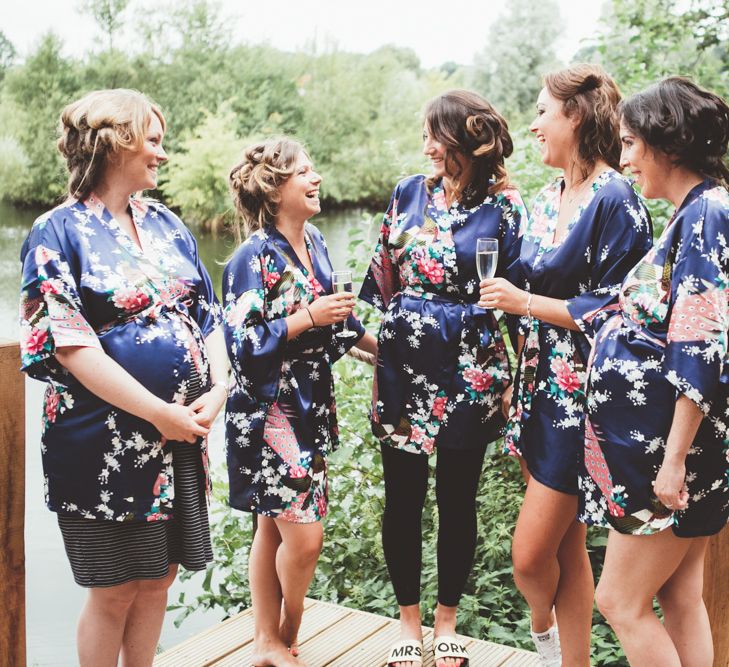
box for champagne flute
[331,269,357,337]
[476,238,498,309]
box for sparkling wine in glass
[476,237,499,281]
[331,270,357,337]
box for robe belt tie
[96,299,193,334]
[395,288,495,351]
[503,317,540,456]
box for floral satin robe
[574,180,729,536]
[223,224,364,523]
[507,170,652,493]
[19,195,221,522]
[360,175,526,454]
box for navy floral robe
[359,175,526,454]
[506,170,653,493]
[573,180,729,536]
[223,223,364,523]
[19,195,221,522]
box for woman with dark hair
[19,89,228,666]
[360,89,527,667]
[573,77,729,666]
[224,137,377,667]
[478,64,652,665]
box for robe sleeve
[662,200,729,413]
[566,186,653,339]
[359,184,400,312]
[497,188,528,348]
[222,242,288,403]
[187,230,222,337]
[19,217,102,381]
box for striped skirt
[58,372,213,588]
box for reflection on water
[0,201,374,666]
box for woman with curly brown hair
[223,137,377,667]
[19,89,228,666]
[478,65,653,665]
[359,90,528,667]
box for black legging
[380,442,486,607]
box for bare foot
[279,602,302,657]
[251,636,305,667]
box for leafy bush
[159,106,247,229]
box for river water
[0,201,373,666]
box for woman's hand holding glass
[479,277,529,315]
[307,292,355,327]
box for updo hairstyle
[619,76,729,185]
[424,90,513,207]
[228,138,305,242]
[57,88,166,200]
[544,64,622,180]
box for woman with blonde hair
[19,88,228,666]
[223,137,377,666]
[360,89,527,667]
[478,64,652,665]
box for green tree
[589,0,728,232]
[0,136,30,200]
[78,0,130,51]
[160,106,246,229]
[593,0,728,96]
[3,33,81,204]
[0,30,16,82]
[471,0,563,122]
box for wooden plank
[155,607,254,666]
[157,597,540,666]
[327,621,401,667]
[704,525,729,667]
[463,638,516,666]
[296,611,389,665]
[500,647,542,666]
[155,600,319,666]
[211,599,346,666]
[0,341,26,667]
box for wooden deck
[155,598,539,666]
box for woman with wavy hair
[223,137,377,667]
[478,65,652,665]
[575,77,729,667]
[19,89,228,666]
[360,90,527,667]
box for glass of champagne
[331,269,357,337]
[476,237,499,308]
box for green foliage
[508,128,557,204]
[592,0,728,98]
[79,0,130,51]
[0,136,30,200]
[0,30,16,82]
[3,34,80,204]
[471,0,563,122]
[159,106,246,228]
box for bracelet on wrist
[211,380,229,395]
[304,307,316,327]
[525,292,533,320]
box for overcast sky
[2,0,605,67]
